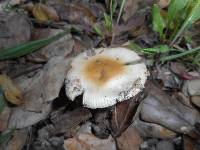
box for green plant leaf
[110,0,117,21]
[171,0,200,44]
[0,89,6,113]
[193,52,200,65]
[0,29,70,60]
[129,42,172,55]
[168,0,189,24]
[161,46,200,62]
[152,4,166,38]
[104,13,112,31]
[186,0,200,24]
[154,44,171,53]
[116,0,126,24]
[128,42,142,51]
[93,24,104,37]
[0,128,15,144]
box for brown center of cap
[83,56,125,86]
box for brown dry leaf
[14,56,72,112]
[140,81,200,138]
[50,107,92,134]
[182,79,200,96]
[0,106,11,131]
[0,74,23,105]
[3,129,28,150]
[8,56,72,129]
[113,13,148,37]
[116,126,143,150]
[183,135,200,150]
[64,122,116,150]
[9,0,22,6]
[21,2,34,12]
[111,99,139,137]
[191,96,200,108]
[27,29,74,62]
[170,62,198,80]
[0,12,31,49]
[8,105,51,129]
[133,118,177,139]
[156,64,181,89]
[111,91,145,137]
[55,3,96,27]
[122,0,140,22]
[32,3,59,22]
[92,110,110,139]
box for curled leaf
[55,4,96,27]
[32,3,59,22]
[0,74,23,105]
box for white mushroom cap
[65,47,148,108]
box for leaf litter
[0,0,200,150]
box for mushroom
[65,47,148,108]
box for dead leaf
[182,79,200,96]
[32,3,59,22]
[170,62,199,80]
[92,110,110,139]
[14,56,72,112]
[54,3,96,27]
[64,122,116,150]
[156,64,182,89]
[8,104,51,129]
[0,74,23,105]
[116,126,143,150]
[0,106,11,131]
[111,92,144,137]
[21,2,34,12]
[113,13,148,38]
[122,0,140,22]
[156,140,175,150]
[183,135,200,150]
[0,12,31,49]
[27,29,74,62]
[3,129,28,150]
[175,92,193,108]
[133,118,177,139]
[191,96,200,108]
[140,81,200,138]
[50,107,92,134]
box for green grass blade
[0,29,70,60]
[104,13,112,31]
[161,46,200,62]
[168,0,189,24]
[110,0,117,21]
[93,24,104,37]
[171,0,200,45]
[116,0,126,24]
[152,4,166,38]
